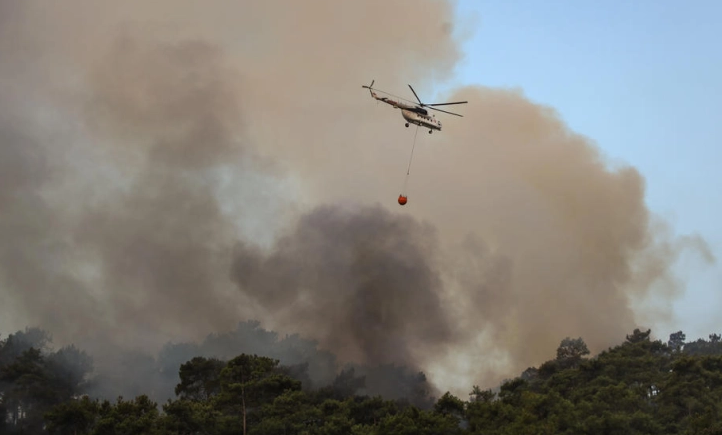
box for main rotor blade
[428,106,463,117]
[408,84,422,104]
[426,101,468,106]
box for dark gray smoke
[231,204,454,368]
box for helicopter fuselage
[368,90,441,132]
[401,108,441,132]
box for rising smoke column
[0,0,713,400]
[399,86,714,388]
[231,203,455,369]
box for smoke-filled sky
[450,0,722,342]
[0,0,717,397]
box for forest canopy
[3,324,722,434]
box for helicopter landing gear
[428,130,432,134]
[405,123,409,128]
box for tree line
[3,326,722,434]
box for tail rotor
[361,79,375,90]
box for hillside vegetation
[2,327,722,434]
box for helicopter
[361,80,467,133]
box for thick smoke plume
[0,0,713,400]
[232,204,453,368]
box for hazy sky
[449,0,722,339]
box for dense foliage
[3,326,722,434]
